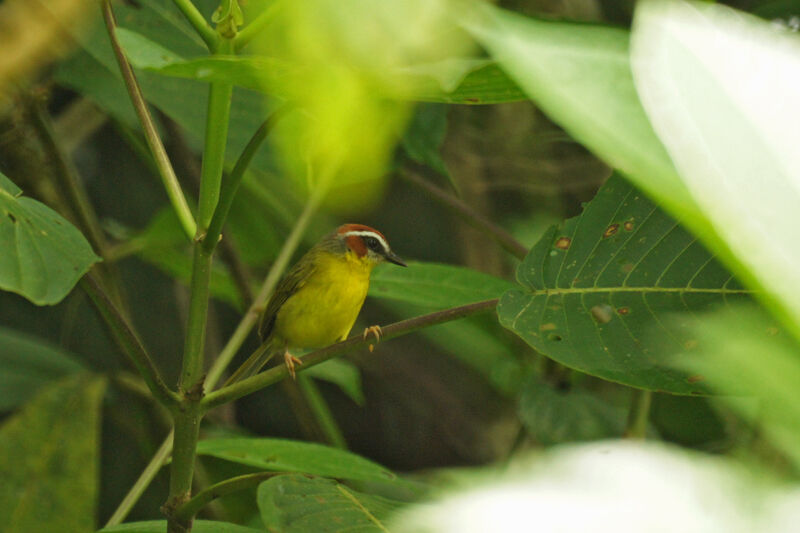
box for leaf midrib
[529,286,753,296]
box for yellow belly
[272,252,371,349]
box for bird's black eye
[364,236,381,252]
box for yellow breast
[272,251,373,349]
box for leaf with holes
[258,474,408,532]
[497,174,752,394]
[0,172,100,305]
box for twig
[101,0,197,239]
[175,472,283,521]
[169,0,218,51]
[401,161,528,260]
[233,0,283,52]
[202,299,499,411]
[81,274,180,409]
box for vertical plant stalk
[624,389,653,439]
[101,0,197,240]
[195,39,234,233]
[169,0,218,50]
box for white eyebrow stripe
[343,231,389,252]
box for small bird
[227,223,406,383]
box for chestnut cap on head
[337,224,407,267]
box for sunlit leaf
[0,172,100,305]
[631,0,800,336]
[497,174,751,393]
[258,474,407,532]
[0,374,106,532]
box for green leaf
[519,378,628,445]
[461,4,706,229]
[115,26,526,104]
[258,474,407,532]
[304,359,365,406]
[369,261,515,308]
[196,438,398,483]
[631,0,800,336]
[402,104,450,180]
[0,172,100,305]
[0,327,85,411]
[497,174,752,394]
[0,374,106,533]
[99,520,263,533]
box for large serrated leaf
[497,175,752,394]
[0,374,106,533]
[258,474,407,532]
[196,438,398,483]
[0,172,100,305]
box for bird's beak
[385,250,407,267]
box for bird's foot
[284,349,303,380]
[363,325,383,353]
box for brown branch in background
[401,161,529,260]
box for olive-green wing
[258,254,317,342]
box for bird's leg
[283,347,304,380]
[363,325,383,353]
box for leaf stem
[202,299,499,411]
[196,38,235,232]
[401,162,528,260]
[624,389,652,439]
[170,0,219,51]
[101,0,197,239]
[233,0,283,52]
[81,274,180,409]
[175,472,282,521]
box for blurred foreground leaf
[258,474,408,532]
[196,438,398,483]
[498,174,751,394]
[631,0,800,336]
[674,305,800,468]
[0,326,85,411]
[0,171,100,305]
[0,374,106,533]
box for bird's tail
[223,340,276,387]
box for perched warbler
[227,223,406,383]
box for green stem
[82,274,180,409]
[196,39,235,233]
[402,162,528,260]
[101,0,196,240]
[167,405,202,532]
[104,434,174,527]
[297,375,347,449]
[233,0,283,51]
[170,0,219,50]
[204,105,292,252]
[624,389,652,439]
[202,299,499,411]
[175,472,282,521]
[179,245,213,391]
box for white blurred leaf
[631,0,800,335]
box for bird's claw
[363,325,382,353]
[284,350,303,380]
